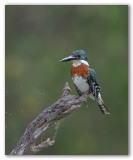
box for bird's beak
[60,55,76,62]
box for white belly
[72,76,89,93]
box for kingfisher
[60,50,110,115]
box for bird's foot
[76,92,88,107]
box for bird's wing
[87,66,101,98]
[88,67,110,115]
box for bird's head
[60,50,88,62]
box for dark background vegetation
[5,5,128,155]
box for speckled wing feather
[87,66,100,98]
[87,66,110,115]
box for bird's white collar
[72,60,89,67]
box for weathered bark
[10,82,88,155]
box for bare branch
[30,138,55,154]
[10,82,88,155]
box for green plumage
[89,67,99,86]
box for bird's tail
[98,102,110,115]
[96,93,110,115]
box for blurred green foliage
[5,5,128,155]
